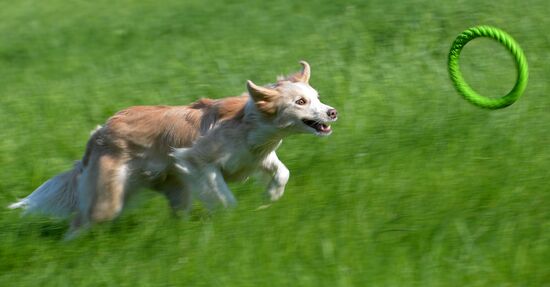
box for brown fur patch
[247,81,280,116]
[90,154,126,222]
[102,95,250,155]
[255,100,277,115]
[278,73,304,83]
[216,95,248,120]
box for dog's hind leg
[155,174,192,216]
[67,154,129,239]
[90,155,129,222]
[66,159,98,238]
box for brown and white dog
[9,61,338,237]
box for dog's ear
[247,80,279,115]
[294,60,311,84]
[247,80,279,100]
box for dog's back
[104,95,248,153]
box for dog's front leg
[173,150,237,210]
[261,152,290,201]
[197,165,237,209]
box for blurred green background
[1,0,549,286]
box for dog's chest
[219,150,265,182]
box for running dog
[9,61,338,236]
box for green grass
[1,0,549,286]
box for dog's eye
[295,98,307,105]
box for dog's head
[246,61,338,136]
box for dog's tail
[8,161,84,218]
[8,125,103,218]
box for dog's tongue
[318,124,331,133]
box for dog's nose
[327,109,338,120]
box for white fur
[9,162,82,217]
[171,79,337,208]
[262,152,290,201]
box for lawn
[1,0,549,286]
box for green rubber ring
[448,26,528,109]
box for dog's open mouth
[302,119,332,134]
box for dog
[9,61,338,237]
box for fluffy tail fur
[9,126,102,218]
[8,161,83,218]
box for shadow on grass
[13,218,68,240]
[7,203,213,242]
